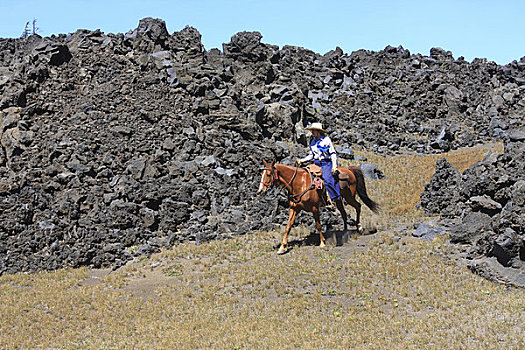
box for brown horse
[257,160,379,254]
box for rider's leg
[321,162,341,207]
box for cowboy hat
[305,122,327,133]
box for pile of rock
[421,129,525,286]
[1,17,524,274]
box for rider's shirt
[299,135,337,165]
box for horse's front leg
[278,207,299,254]
[312,206,325,247]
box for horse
[257,159,379,254]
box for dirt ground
[84,224,392,298]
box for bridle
[260,164,312,203]
[260,164,279,188]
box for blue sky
[1,0,524,65]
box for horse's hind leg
[278,208,299,254]
[344,192,363,232]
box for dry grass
[342,143,504,230]
[3,142,523,350]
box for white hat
[305,122,326,133]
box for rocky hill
[421,129,525,286]
[1,17,524,274]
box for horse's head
[257,159,278,194]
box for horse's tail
[350,166,379,213]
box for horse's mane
[276,163,308,175]
[276,163,303,170]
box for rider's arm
[329,146,337,166]
[299,150,313,163]
[327,137,338,171]
[298,141,314,164]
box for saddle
[305,164,324,189]
[303,164,351,208]
[305,164,351,190]
[304,164,331,207]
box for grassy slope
[2,143,524,349]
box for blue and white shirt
[300,135,337,165]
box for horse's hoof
[357,224,364,233]
[277,246,288,255]
[319,241,326,248]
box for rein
[261,164,315,203]
[288,166,315,203]
[289,184,315,203]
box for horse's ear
[271,159,276,166]
[262,159,268,166]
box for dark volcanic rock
[1,17,525,274]
[412,221,448,240]
[421,128,525,286]
[359,163,386,180]
[420,157,462,217]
